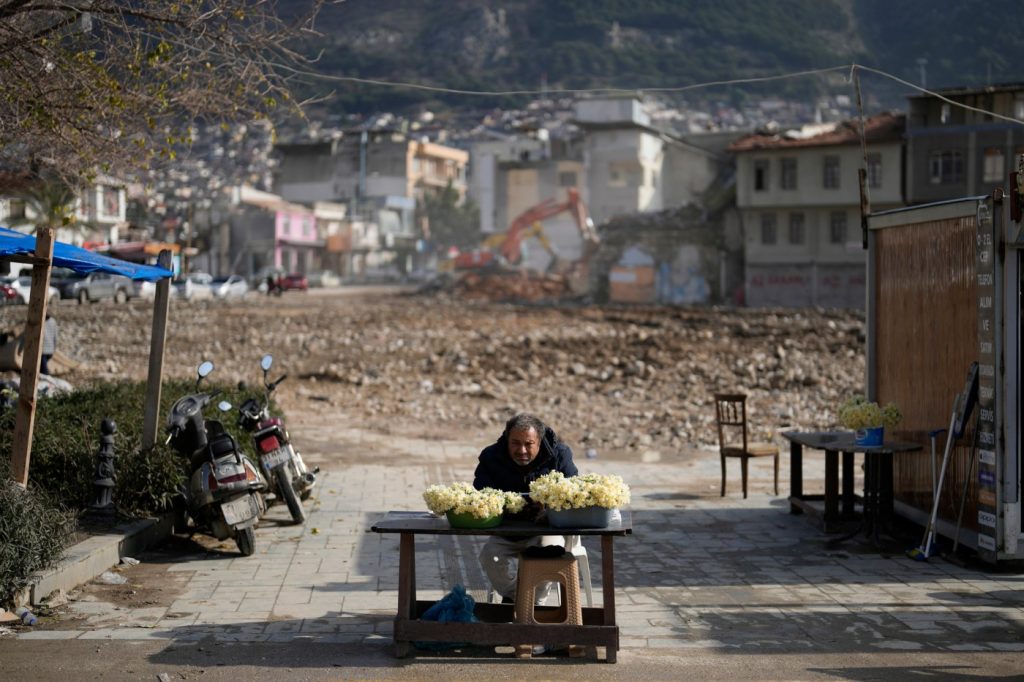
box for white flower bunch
[422,482,526,519]
[528,472,631,512]
[837,395,902,430]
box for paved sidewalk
[9,436,1024,679]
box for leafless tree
[0,1,325,183]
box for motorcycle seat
[259,417,284,429]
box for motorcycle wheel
[300,489,312,502]
[235,526,256,556]
[278,471,306,524]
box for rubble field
[0,287,865,460]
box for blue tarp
[0,226,172,281]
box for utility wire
[279,60,1024,127]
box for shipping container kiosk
[865,187,1021,565]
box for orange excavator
[453,188,598,272]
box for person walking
[40,312,57,375]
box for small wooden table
[782,431,921,537]
[370,510,632,662]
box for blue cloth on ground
[414,584,478,651]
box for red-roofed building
[727,112,906,308]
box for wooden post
[9,226,55,486]
[141,250,173,449]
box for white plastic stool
[564,535,594,607]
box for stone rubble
[0,291,865,455]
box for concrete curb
[28,513,174,606]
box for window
[929,150,964,184]
[829,211,847,244]
[940,103,952,124]
[100,187,120,219]
[608,167,625,187]
[823,156,840,189]
[760,213,777,245]
[867,153,883,189]
[983,148,1004,183]
[1015,94,1024,121]
[780,158,797,190]
[788,213,805,245]
[4,198,25,220]
[558,171,577,187]
[753,160,770,191]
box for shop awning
[0,227,172,281]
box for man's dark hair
[503,412,546,438]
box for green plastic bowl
[445,510,502,528]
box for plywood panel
[873,216,978,527]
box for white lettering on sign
[979,407,994,422]
[979,431,995,445]
[978,534,996,551]
[980,341,993,354]
[978,511,997,528]
[979,364,995,377]
[980,386,994,400]
[978,273,994,286]
[979,296,992,308]
[981,318,991,331]
[979,449,996,465]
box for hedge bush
[0,379,261,517]
[0,378,270,603]
[0,473,75,604]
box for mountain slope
[287,0,1024,112]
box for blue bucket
[854,426,884,447]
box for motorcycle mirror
[217,400,233,412]
[197,361,214,378]
[261,354,273,371]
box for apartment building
[905,83,1024,205]
[729,112,905,308]
[574,95,722,226]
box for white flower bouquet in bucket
[422,482,526,528]
[528,472,631,528]
[837,395,902,447]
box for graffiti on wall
[608,244,711,305]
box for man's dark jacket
[472,424,577,493]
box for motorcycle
[237,354,317,524]
[167,360,267,556]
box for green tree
[0,1,326,183]
[418,181,480,252]
[9,171,77,234]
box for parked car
[0,282,17,306]
[173,272,214,300]
[280,272,309,291]
[0,275,61,305]
[133,280,156,300]
[51,268,87,299]
[66,272,135,304]
[210,275,249,299]
[307,270,341,288]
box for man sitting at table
[474,412,578,606]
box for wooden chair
[714,393,779,498]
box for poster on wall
[975,198,999,561]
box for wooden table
[370,510,632,662]
[782,431,921,537]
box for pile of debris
[452,270,571,302]
[0,293,865,459]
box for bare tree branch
[0,0,324,183]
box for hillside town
[5,84,1020,308]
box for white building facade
[729,113,905,308]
